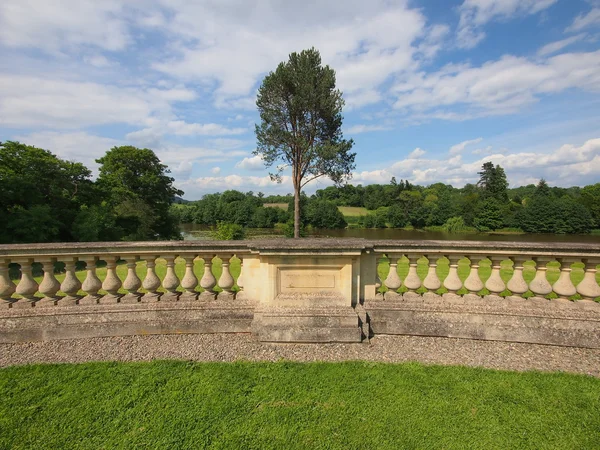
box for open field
[1,361,599,449]
[263,203,288,210]
[337,206,369,216]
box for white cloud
[537,34,586,56]
[407,148,426,159]
[345,124,390,134]
[0,0,130,52]
[148,0,444,108]
[392,50,600,119]
[12,131,121,176]
[449,137,483,155]
[566,8,600,32]
[166,121,245,136]
[211,167,221,175]
[235,155,265,171]
[457,0,558,49]
[355,137,600,188]
[471,145,494,155]
[0,74,197,129]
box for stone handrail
[1,239,599,308]
[1,239,599,346]
[371,240,600,302]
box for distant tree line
[0,141,182,244]
[175,162,599,235]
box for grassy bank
[1,361,598,449]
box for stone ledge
[365,298,600,349]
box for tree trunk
[294,184,301,239]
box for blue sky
[1,0,599,199]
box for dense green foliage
[0,142,182,243]
[255,48,355,237]
[1,361,599,449]
[211,222,246,240]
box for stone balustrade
[0,239,598,346]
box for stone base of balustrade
[365,294,600,349]
[252,305,363,343]
[0,300,257,344]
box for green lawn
[0,361,598,449]
[263,203,288,210]
[337,206,369,216]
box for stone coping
[0,238,598,258]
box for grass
[1,361,599,449]
[263,203,288,210]
[337,206,369,216]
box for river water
[180,223,600,243]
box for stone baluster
[141,256,161,302]
[485,256,506,297]
[552,258,577,301]
[217,255,235,300]
[80,256,102,305]
[374,256,384,300]
[161,255,180,302]
[443,255,463,294]
[529,257,552,300]
[0,259,17,307]
[58,257,81,306]
[423,254,442,294]
[180,255,199,301]
[121,256,142,303]
[576,258,600,303]
[199,255,217,300]
[235,255,246,300]
[403,254,422,297]
[37,258,61,307]
[507,256,529,299]
[384,255,402,300]
[13,258,39,308]
[464,256,484,296]
[100,256,122,304]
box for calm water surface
[180,223,600,244]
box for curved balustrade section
[0,239,598,346]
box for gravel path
[2,334,599,376]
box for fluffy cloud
[0,0,130,52]
[148,0,445,108]
[449,138,483,155]
[407,148,426,159]
[566,8,600,32]
[236,155,265,171]
[354,138,600,188]
[0,74,197,129]
[345,124,390,134]
[392,50,600,118]
[457,0,557,48]
[537,34,587,56]
[12,131,121,175]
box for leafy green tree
[96,146,183,240]
[305,200,347,229]
[474,198,504,231]
[0,141,95,243]
[255,48,355,237]
[580,183,600,228]
[387,204,407,228]
[477,162,509,203]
